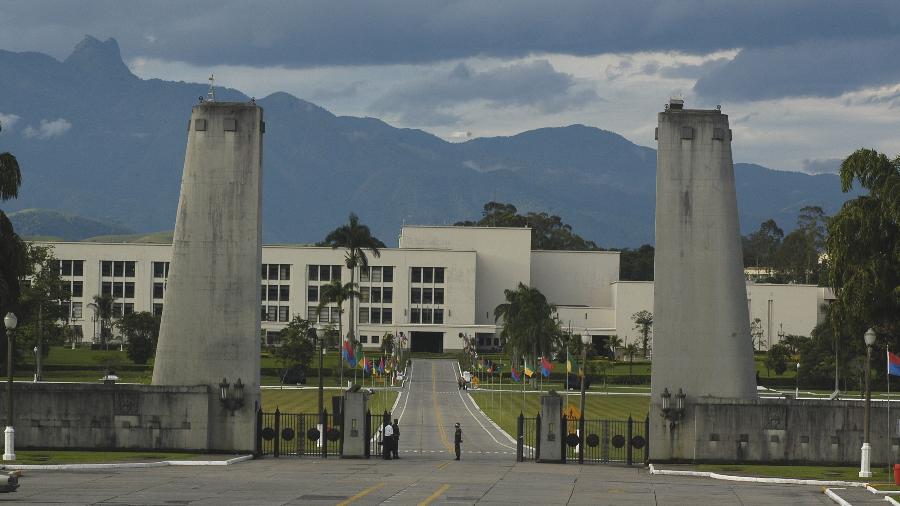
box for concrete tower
[650,100,756,458]
[152,102,263,452]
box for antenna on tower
[207,74,216,102]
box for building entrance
[410,331,443,353]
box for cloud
[23,118,72,139]
[369,60,598,126]
[657,58,730,80]
[0,113,21,133]
[308,81,365,102]
[694,38,900,102]
[801,158,842,175]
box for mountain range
[0,36,858,247]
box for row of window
[410,287,444,305]
[56,260,85,277]
[307,306,342,323]
[308,264,341,282]
[101,261,136,278]
[63,280,84,298]
[101,281,135,299]
[262,284,290,302]
[411,267,444,284]
[261,305,290,322]
[360,286,392,303]
[410,308,444,324]
[262,263,291,281]
[360,266,394,283]
[358,335,380,344]
[359,307,393,324]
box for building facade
[35,225,831,353]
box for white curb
[648,463,867,488]
[2,454,253,471]
[886,495,900,505]
[824,488,853,506]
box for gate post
[516,413,524,462]
[560,409,566,463]
[255,406,263,457]
[274,408,281,458]
[322,409,329,458]
[626,415,633,466]
[578,414,585,464]
[644,415,650,464]
[535,413,542,461]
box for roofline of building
[401,224,532,231]
[532,249,620,255]
[28,240,477,254]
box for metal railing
[517,413,648,465]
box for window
[113,261,124,277]
[435,267,445,283]
[268,285,279,301]
[279,306,289,323]
[307,286,318,302]
[154,283,165,299]
[124,303,134,315]
[383,267,393,283]
[434,309,444,324]
[266,331,281,346]
[422,309,433,324]
[372,267,382,283]
[360,335,368,344]
[153,304,164,317]
[262,306,268,321]
[112,283,124,298]
[411,308,421,324]
[71,302,83,319]
[371,287,382,303]
[279,265,291,280]
[411,267,421,283]
[72,281,83,298]
[332,265,342,281]
[101,261,112,277]
[423,267,434,283]
[360,267,370,282]
[371,335,380,344]
[279,285,290,302]
[383,287,393,303]
[307,306,318,321]
[359,306,369,324]
[318,308,330,323]
[308,265,318,281]
[124,282,135,299]
[411,287,421,304]
[434,288,444,304]
[262,264,268,280]
[73,260,84,277]
[260,286,267,301]
[101,281,112,296]
[423,288,433,304]
[359,287,370,303]
[382,308,393,324]
[153,262,168,278]
[320,265,331,281]
[331,307,341,323]
[267,306,277,322]
[370,308,381,324]
[112,302,123,317]
[61,260,73,276]
[265,264,276,280]
[125,261,136,277]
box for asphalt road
[8,359,837,505]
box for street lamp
[312,322,326,442]
[579,331,591,423]
[795,362,800,400]
[4,312,17,461]
[859,328,877,478]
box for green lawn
[261,388,398,414]
[8,450,201,465]
[694,463,892,482]
[470,391,649,437]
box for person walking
[391,419,400,459]
[382,422,394,460]
[454,422,463,460]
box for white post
[3,426,14,461]
[859,442,872,478]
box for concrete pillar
[152,102,263,452]
[538,395,562,462]
[650,101,756,460]
[341,391,368,458]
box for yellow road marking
[432,363,453,452]
[436,461,449,470]
[418,484,450,506]
[336,482,385,506]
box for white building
[35,225,832,353]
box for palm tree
[624,342,640,376]
[494,282,558,378]
[322,213,383,341]
[317,279,359,388]
[606,335,623,361]
[91,294,114,349]
[1,121,25,373]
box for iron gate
[517,413,648,465]
[256,408,392,458]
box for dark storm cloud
[694,38,900,102]
[368,60,597,126]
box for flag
[523,358,534,378]
[378,357,385,374]
[567,351,583,377]
[510,366,521,382]
[343,339,357,367]
[889,351,900,377]
[540,356,552,378]
[361,355,371,374]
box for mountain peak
[64,35,134,79]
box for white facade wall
[746,284,821,349]
[611,281,655,346]
[530,250,619,307]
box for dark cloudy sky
[2,0,900,172]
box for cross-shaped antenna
[207,74,216,102]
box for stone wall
[651,397,900,465]
[0,383,211,451]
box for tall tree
[316,279,359,347]
[827,149,900,350]
[273,316,316,379]
[0,120,26,375]
[743,219,784,273]
[89,293,114,349]
[116,311,160,365]
[631,310,653,358]
[322,213,383,340]
[16,244,69,379]
[456,201,600,250]
[494,282,560,374]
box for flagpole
[499,359,503,427]
[888,344,891,478]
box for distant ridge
[0,36,860,247]
[10,208,133,241]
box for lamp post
[4,312,17,461]
[579,331,590,420]
[313,322,326,445]
[795,362,800,399]
[859,328,876,478]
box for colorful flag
[889,351,900,377]
[343,339,357,367]
[523,358,534,378]
[361,355,371,374]
[510,366,521,382]
[540,356,552,378]
[567,351,583,377]
[378,357,385,374]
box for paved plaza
[8,360,835,505]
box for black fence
[517,413,648,465]
[256,407,392,458]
